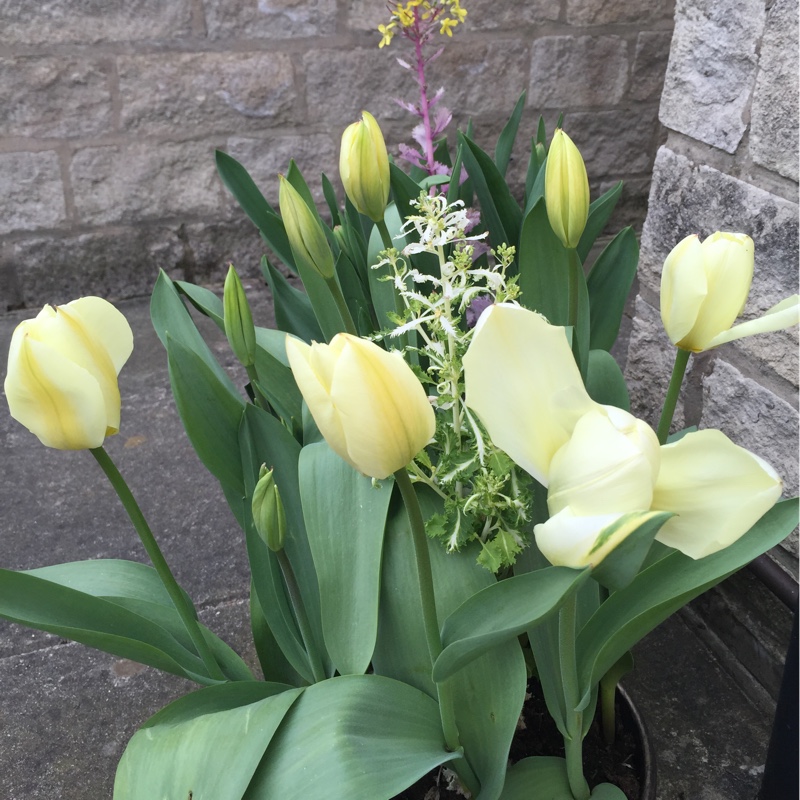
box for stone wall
[0,0,674,311]
[623,0,798,699]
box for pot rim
[617,683,657,800]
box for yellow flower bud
[339,111,390,223]
[660,231,799,352]
[252,465,287,552]
[4,297,134,450]
[285,333,434,479]
[223,264,256,367]
[279,176,335,280]
[544,129,590,249]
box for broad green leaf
[522,153,547,217]
[447,142,465,206]
[458,132,522,252]
[175,281,224,329]
[433,566,590,681]
[114,682,302,800]
[498,757,573,800]
[167,335,245,495]
[585,349,631,411]
[523,137,544,210]
[591,784,630,799]
[299,443,393,675]
[215,150,296,270]
[389,163,422,239]
[321,173,341,227]
[25,559,251,681]
[373,488,527,800]
[576,499,799,704]
[261,257,324,343]
[249,581,305,685]
[243,675,455,800]
[252,327,302,424]
[576,181,623,264]
[586,227,639,351]
[334,249,376,335]
[494,91,526,178]
[0,568,212,683]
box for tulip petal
[463,304,596,485]
[660,234,707,346]
[4,331,107,450]
[64,296,134,373]
[706,294,800,349]
[652,429,783,558]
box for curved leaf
[498,757,573,800]
[585,350,630,411]
[576,181,623,264]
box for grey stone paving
[0,292,782,799]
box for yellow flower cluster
[378,0,467,47]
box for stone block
[0,0,192,46]
[0,57,112,139]
[119,52,296,136]
[0,152,66,235]
[204,0,337,40]
[749,0,800,181]
[630,31,673,103]
[70,142,224,226]
[12,227,184,307]
[659,0,764,153]
[184,220,274,285]
[566,0,676,25]
[529,36,629,109]
[566,107,657,177]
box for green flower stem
[376,218,395,251]
[600,674,617,746]
[90,446,226,682]
[656,348,691,445]
[559,593,591,800]
[276,549,327,684]
[394,468,479,797]
[324,274,358,336]
[567,247,581,332]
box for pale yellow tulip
[544,129,590,249]
[285,333,434,479]
[5,297,134,450]
[339,111,390,223]
[652,429,783,558]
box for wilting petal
[463,304,596,485]
[652,429,783,558]
[706,294,800,348]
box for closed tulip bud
[545,129,590,249]
[279,176,336,280]
[660,231,799,352]
[223,265,256,367]
[285,333,435,479]
[252,465,287,552]
[339,111,390,223]
[4,297,134,450]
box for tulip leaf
[495,90,526,178]
[518,198,570,323]
[590,784,629,799]
[0,568,215,683]
[373,487,527,800]
[590,511,674,593]
[433,566,590,682]
[576,180,623,264]
[586,226,639,351]
[166,334,245,495]
[261,257,324,343]
[23,559,252,682]
[321,172,341,227]
[114,682,302,800]
[175,281,225,329]
[215,150,297,271]
[585,349,631,411]
[240,404,330,679]
[299,442,393,676]
[249,580,305,685]
[576,499,799,706]
[458,132,522,253]
[252,327,303,424]
[334,250,376,335]
[447,141,466,206]
[497,757,573,800]
[242,675,455,800]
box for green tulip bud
[223,265,256,368]
[279,176,335,280]
[545,129,589,250]
[339,111,390,223]
[535,141,546,167]
[252,465,287,552]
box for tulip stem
[560,594,591,800]
[90,446,226,682]
[394,468,479,797]
[376,218,395,251]
[324,275,358,336]
[276,549,327,684]
[657,348,691,445]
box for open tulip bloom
[3,36,799,800]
